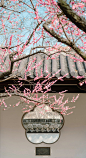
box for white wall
[0,93,86,158]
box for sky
[0,0,85,56]
[26,133,60,143]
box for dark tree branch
[0,42,24,50]
[25,22,42,46]
[0,93,42,103]
[19,0,34,10]
[2,6,24,13]
[13,50,48,63]
[43,18,71,45]
[0,75,17,82]
[58,17,71,42]
[6,21,43,58]
[1,0,4,6]
[0,54,14,79]
[43,18,86,60]
[0,12,47,80]
[58,0,86,33]
[0,3,24,13]
[0,48,49,80]
[30,0,36,11]
[21,13,48,50]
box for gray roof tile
[0,53,86,80]
[52,55,60,78]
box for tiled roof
[0,52,86,80]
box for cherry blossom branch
[12,50,48,63]
[0,89,79,115]
[30,0,36,11]
[43,18,86,60]
[0,50,45,79]
[58,0,86,33]
[0,42,24,49]
[0,2,24,13]
[12,20,44,56]
[25,22,43,47]
[58,17,71,42]
[19,0,34,10]
[0,6,24,13]
[75,34,86,44]
[0,93,43,104]
[29,46,63,55]
[0,75,17,82]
